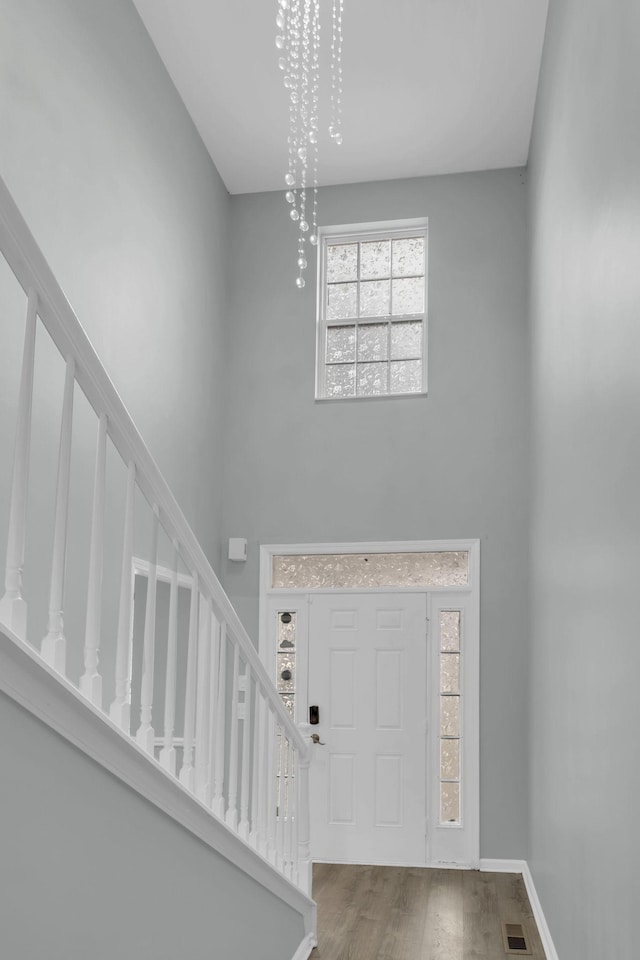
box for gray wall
[221,170,530,859]
[0,0,228,694]
[527,0,640,955]
[0,689,304,960]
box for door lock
[310,733,325,745]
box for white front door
[308,593,427,865]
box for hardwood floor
[311,864,546,960]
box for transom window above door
[271,550,467,589]
[316,219,428,400]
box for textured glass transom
[272,551,468,589]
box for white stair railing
[0,174,312,895]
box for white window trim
[315,218,429,401]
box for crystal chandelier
[275,0,344,288]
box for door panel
[309,593,427,865]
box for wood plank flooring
[312,864,546,960]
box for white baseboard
[522,862,560,960]
[479,858,527,873]
[290,933,316,960]
[480,860,559,960]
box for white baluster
[212,623,227,819]
[291,747,299,886]
[80,413,107,707]
[225,641,241,831]
[0,288,38,640]
[159,540,180,775]
[135,505,159,752]
[179,574,198,791]
[109,461,135,730]
[276,726,285,869]
[285,739,295,880]
[259,695,270,857]
[249,682,262,849]
[195,595,212,800]
[41,356,75,674]
[205,614,220,806]
[297,751,312,896]
[238,665,253,840]
[266,706,277,864]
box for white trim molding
[479,858,527,873]
[522,862,560,960]
[132,556,195,589]
[0,624,316,938]
[480,859,560,960]
[260,539,480,872]
[290,932,317,960]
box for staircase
[0,174,316,958]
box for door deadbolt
[309,705,319,725]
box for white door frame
[258,539,480,869]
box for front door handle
[310,733,326,745]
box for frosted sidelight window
[317,220,428,399]
[272,551,468,589]
[276,611,296,718]
[439,610,462,824]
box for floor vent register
[502,922,531,955]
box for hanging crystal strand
[309,0,320,247]
[277,0,344,284]
[295,146,308,289]
[291,0,303,229]
[329,0,344,145]
[295,0,312,288]
[280,0,296,195]
[284,0,300,227]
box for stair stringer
[0,623,317,948]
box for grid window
[317,221,428,399]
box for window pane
[390,320,422,359]
[357,362,388,396]
[357,323,388,362]
[360,280,390,317]
[277,652,296,693]
[392,237,424,277]
[441,611,461,652]
[390,359,422,394]
[327,243,358,282]
[360,240,390,280]
[440,695,460,737]
[392,277,424,315]
[278,611,296,650]
[272,551,469,589]
[327,325,356,363]
[440,739,460,780]
[440,653,460,694]
[328,282,358,320]
[440,781,460,823]
[281,694,295,718]
[326,363,355,397]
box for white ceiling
[132,0,549,195]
